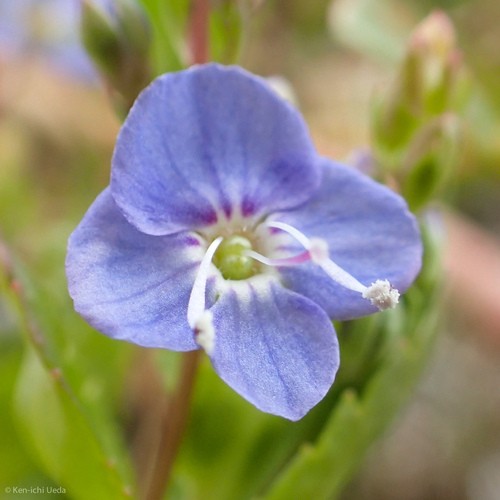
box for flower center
[212,235,258,280]
[187,219,400,355]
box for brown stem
[188,0,210,64]
[141,350,202,500]
[139,3,209,497]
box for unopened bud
[371,10,465,174]
[371,50,423,158]
[410,10,455,58]
[409,11,463,114]
[81,0,152,113]
[400,113,460,211]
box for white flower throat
[187,218,400,354]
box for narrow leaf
[1,243,134,500]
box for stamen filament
[316,256,366,293]
[245,249,311,267]
[187,236,223,330]
[264,220,400,310]
[267,220,312,248]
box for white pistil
[187,236,223,352]
[263,220,400,311]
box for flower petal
[66,189,204,350]
[271,158,422,320]
[111,64,320,236]
[209,278,339,420]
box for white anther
[362,279,400,310]
[194,310,216,355]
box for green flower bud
[371,10,466,192]
[409,11,462,115]
[400,114,460,211]
[81,0,152,113]
[371,49,423,161]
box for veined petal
[209,278,339,420]
[111,64,320,236]
[66,189,204,350]
[271,158,422,320]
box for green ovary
[213,235,258,280]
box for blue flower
[66,64,422,420]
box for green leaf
[14,347,132,500]
[138,0,244,72]
[209,1,243,64]
[0,328,50,490]
[1,245,135,499]
[138,0,190,73]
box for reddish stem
[140,4,210,498]
[141,350,202,500]
[189,0,210,64]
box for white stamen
[362,279,400,310]
[313,249,367,293]
[308,238,330,263]
[245,249,311,267]
[194,309,216,355]
[187,236,223,330]
[264,220,400,308]
[266,220,312,249]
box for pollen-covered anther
[362,279,400,310]
[194,309,216,355]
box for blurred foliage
[1,177,135,498]
[326,0,500,225]
[246,0,500,222]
